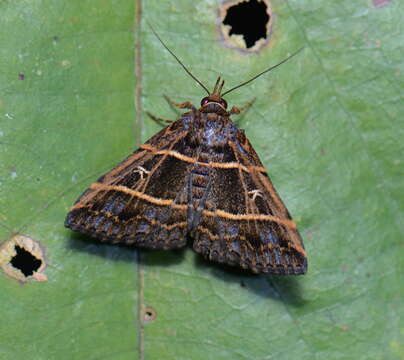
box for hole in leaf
[0,235,47,282]
[222,0,271,49]
[10,245,42,277]
[143,306,157,323]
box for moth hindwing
[65,79,307,275]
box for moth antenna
[221,47,304,96]
[148,22,210,95]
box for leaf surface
[0,0,402,359]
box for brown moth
[65,27,307,275]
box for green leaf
[0,0,402,359]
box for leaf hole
[10,245,42,277]
[221,0,271,51]
[0,235,47,282]
[143,306,157,323]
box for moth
[65,27,307,275]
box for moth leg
[146,111,174,125]
[164,95,197,111]
[229,97,256,115]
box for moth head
[200,95,228,109]
[200,76,228,109]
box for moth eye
[220,99,228,108]
[201,97,210,106]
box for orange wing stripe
[74,184,296,229]
[89,183,187,210]
[140,144,266,173]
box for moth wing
[65,119,193,249]
[192,130,307,274]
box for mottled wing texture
[65,118,193,249]
[192,129,307,274]
[65,107,306,274]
